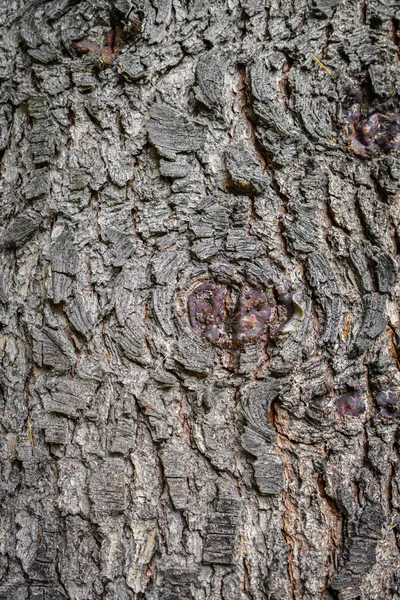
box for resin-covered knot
[376,387,400,419]
[187,280,300,350]
[346,97,400,157]
[232,285,270,344]
[335,391,365,416]
[188,281,227,343]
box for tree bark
[1,0,400,598]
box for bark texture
[1,0,400,599]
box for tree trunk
[1,0,400,598]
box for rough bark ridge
[1,0,400,598]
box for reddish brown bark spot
[348,135,368,157]
[72,18,142,67]
[73,38,115,66]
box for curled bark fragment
[275,296,305,339]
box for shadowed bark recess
[1,0,400,599]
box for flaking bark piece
[89,459,126,516]
[147,104,205,159]
[32,326,76,373]
[50,230,79,276]
[194,51,225,112]
[2,210,41,247]
[225,144,269,195]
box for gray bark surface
[0,0,400,598]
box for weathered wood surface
[1,0,400,598]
